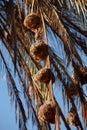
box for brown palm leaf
[67,71,79,97]
[78,66,87,85]
[82,101,87,127]
[73,64,87,85]
[68,84,79,97]
[66,107,79,127]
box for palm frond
[0,49,27,130]
[0,0,87,130]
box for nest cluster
[24,12,56,124]
[24,12,87,126]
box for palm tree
[0,0,87,130]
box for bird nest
[30,42,49,62]
[23,12,42,32]
[66,107,79,127]
[38,101,56,123]
[34,68,55,84]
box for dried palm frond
[67,71,79,97]
[66,107,79,127]
[39,0,85,66]
[0,50,27,130]
[72,71,79,85]
[34,67,55,84]
[68,84,79,97]
[78,66,87,85]
[67,67,87,97]
[30,41,49,62]
[73,65,87,85]
[23,12,42,32]
[82,101,87,127]
[38,101,56,123]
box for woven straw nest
[38,101,56,123]
[23,12,42,32]
[34,68,55,84]
[30,42,49,62]
[66,107,79,127]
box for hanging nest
[78,66,87,85]
[23,12,42,32]
[30,42,49,62]
[66,107,79,127]
[38,101,56,123]
[34,68,55,84]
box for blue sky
[0,78,18,130]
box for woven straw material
[34,68,55,84]
[38,101,56,123]
[30,42,49,62]
[23,13,42,32]
[66,107,79,127]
